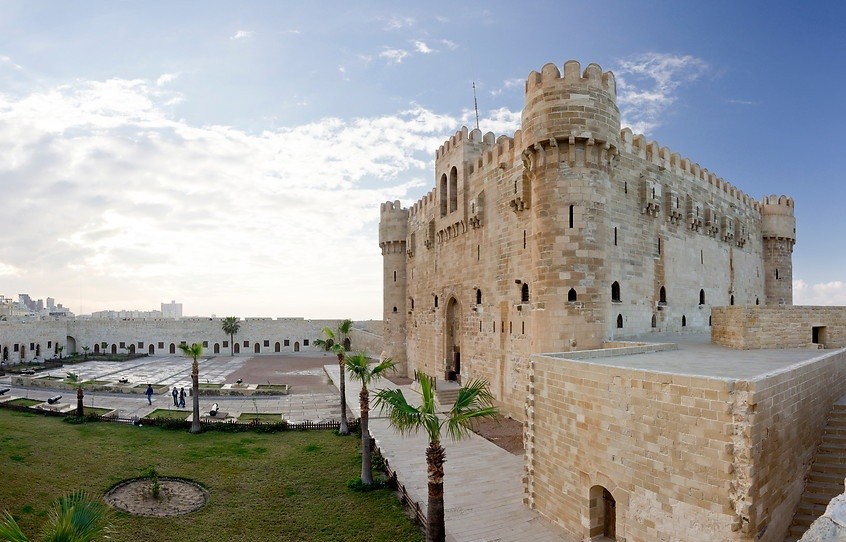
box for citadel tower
[761,195,796,305]
[379,200,408,373]
[521,61,620,352]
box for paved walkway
[325,364,569,542]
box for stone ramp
[785,396,846,541]
[324,364,570,542]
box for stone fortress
[380,60,846,541]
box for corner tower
[521,61,620,351]
[379,200,409,375]
[761,195,796,305]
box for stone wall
[712,306,846,349]
[349,325,384,358]
[525,348,846,541]
[0,318,342,360]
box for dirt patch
[225,353,336,394]
[472,415,524,455]
[385,375,413,386]
[105,477,208,517]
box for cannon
[0,388,10,395]
[47,395,62,405]
[118,378,129,384]
[209,403,219,417]
[235,378,243,385]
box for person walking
[178,387,186,408]
[172,387,179,406]
[145,384,154,405]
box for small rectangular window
[158,342,164,349]
[202,341,209,348]
[223,341,229,348]
[243,341,249,347]
[30,342,35,350]
[14,344,19,352]
[138,342,144,348]
[48,341,52,348]
[304,339,310,346]
[263,340,269,347]
[284,339,290,347]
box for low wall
[713,306,846,349]
[525,347,846,542]
[349,326,383,358]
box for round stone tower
[761,195,796,305]
[379,200,409,375]
[521,61,620,351]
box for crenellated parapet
[761,195,796,242]
[620,128,762,213]
[379,200,408,253]
[522,60,620,154]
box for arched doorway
[445,297,461,382]
[149,344,155,355]
[254,343,260,354]
[343,337,351,351]
[234,343,240,354]
[66,336,76,355]
[20,346,26,361]
[2,346,8,361]
[35,344,41,357]
[169,343,176,354]
[274,342,280,352]
[214,343,220,354]
[589,485,616,540]
[128,344,136,354]
[294,341,300,352]
[94,343,100,354]
[111,344,117,355]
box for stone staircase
[409,377,461,411]
[785,400,846,541]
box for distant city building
[161,300,183,319]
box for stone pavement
[324,364,570,542]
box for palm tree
[314,319,353,435]
[374,372,498,542]
[221,317,240,357]
[0,489,112,541]
[344,353,395,485]
[178,342,204,434]
[81,346,89,360]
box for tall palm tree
[221,316,240,357]
[0,489,112,541]
[178,342,204,434]
[374,372,498,542]
[344,353,395,485]
[314,319,353,435]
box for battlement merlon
[761,195,796,242]
[522,60,621,151]
[379,200,409,247]
[620,128,762,212]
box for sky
[0,1,844,320]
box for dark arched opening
[439,173,448,217]
[682,315,687,327]
[111,344,118,355]
[214,343,221,354]
[699,289,705,305]
[616,314,623,329]
[149,344,155,355]
[234,343,241,354]
[449,166,458,212]
[521,283,529,303]
[568,288,577,302]
[730,295,735,306]
[651,314,657,328]
[294,341,300,352]
[590,486,616,540]
[476,289,482,305]
[274,342,281,352]
[445,297,461,382]
[611,281,621,302]
[254,343,260,353]
[169,343,176,354]
[659,286,667,304]
[343,337,351,351]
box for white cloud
[794,280,846,306]
[440,39,458,50]
[156,73,179,87]
[0,77,467,319]
[413,40,434,54]
[0,55,23,70]
[384,16,415,30]
[230,30,255,41]
[379,48,409,64]
[489,77,523,97]
[613,52,707,135]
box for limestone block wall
[525,347,846,541]
[0,321,69,362]
[349,326,384,358]
[744,349,846,540]
[712,306,846,349]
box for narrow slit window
[569,205,574,228]
[521,283,530,303]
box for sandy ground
[224,352,338,394]
[472,414,524,455]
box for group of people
[143,384,187,407]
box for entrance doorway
[214,343,220,354]
[589,486,616,540]
[294,341,300,352]
[149,344,155,355]
[813,326,827,347]
[445,297,461,382]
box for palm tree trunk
[230,333,234,356]
[191,359,201,433]
[360,386,372,484]
[426,441,446,542]
[338,353,349,435]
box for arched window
[568,288,577,302]
[616,314,623,329]
[730,295,735,306]
[682,315,687,327]
[755,297,760,306]
[611,281,621,302]
[521,283,529,303]
[659,286,667,304]
[476,290,482,305]
[699,289,705,305]
[439,173,448,217]
[392,306,397,313]
[449,167,458,212]
[651,314,657,328]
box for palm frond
[415,370,437,416]
[344,352,370,381]
[338,319,353,336]
[0,511,29,542]
[177,342,203,361]
[444,378,498,441]
[43,490,112,542]
[444,406,499,441]
[373,388,426,437]
[320,326,337,342]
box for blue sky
[0,1,844,319]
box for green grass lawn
[0,409,422,542]
[6,398,41,407]
[237,413,283,423]
[146,408,189,420]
